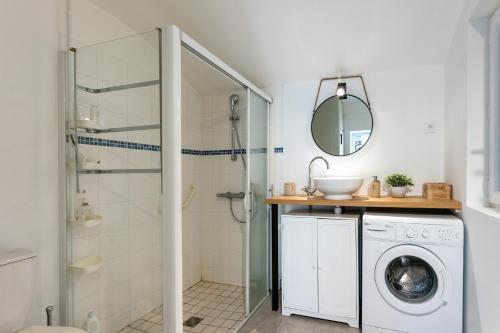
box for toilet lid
[19,326,86,333]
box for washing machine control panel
[396,224,463,245]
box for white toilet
[0,249,85,333]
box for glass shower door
[246,89,270,314]
[65,30,163,333]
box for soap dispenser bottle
[84,311,101,333]
[368,176,381,198]
[75,197,94,222]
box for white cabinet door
[282,216,318,313]
[317,218,357,318]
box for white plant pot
[390,186,408,198]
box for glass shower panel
[65,30,162,333]
[180,45,250,330]
[246,90,269,314]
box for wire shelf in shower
[77,123,161,134]
[76,79,160,93]
[79,168,161,174]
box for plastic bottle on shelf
[77,104,90,121]
[84,312,101,333]
[90,104,101,127]
[75,197,94,222]
[368,176,381,198]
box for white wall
[0,0,134,327]
[70,0,137,48]
[444,15,468,204]
[444,0,500,332]
[0,0,61,326]
[269,65,445,198]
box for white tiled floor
[119,281,245,333]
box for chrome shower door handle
[248,183,257,221]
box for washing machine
[362,212,463,333]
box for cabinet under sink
[281,210,359,328]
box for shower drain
[183,316,203,328]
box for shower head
[230,94,239,109]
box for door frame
[245,88,251,315]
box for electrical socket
[424,122,437,134]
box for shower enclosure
[64,26,271,333]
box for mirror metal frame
[311,94,373,156]
[312,74,371,113]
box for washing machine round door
[375,244,452,315]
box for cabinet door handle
[312,266,316,270]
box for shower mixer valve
[216,192,245,200]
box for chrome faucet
[307,156,331,191]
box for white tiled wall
[69,32,162,332]
[198,90,247,287]
[180,84,248,289]
[181,79,202,290]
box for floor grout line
[120,280,246,333]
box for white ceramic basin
[313,177,364,200]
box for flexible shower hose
[229,197,246,224]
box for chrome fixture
[229,94,246,170]
[336,82,347,99]
[216,192,245,200]
[217,94,256,223]
[77,79,159,93]
[216,191,246,223]
[220,93,251,224]
[216,188,256,224]
[301,185,316,198]
[306,156,331,195]
[46,306,54,326]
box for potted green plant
[384,173,414,198]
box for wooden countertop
[265,195,462,210]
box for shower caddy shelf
[71,79,162,190]
[79,168,161,174]
[77,123,160,134]
[72,214,103,228]
[76,79,159,94]
[69,255,104,274]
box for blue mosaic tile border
[78,136,161,151]
[77,136,284,155]
[182,148,271,155]
[181,148,247,155]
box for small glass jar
[76,201,94,221]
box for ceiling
[91,0,464,88]
[182,46,242,95]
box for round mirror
[311,94,373,156]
